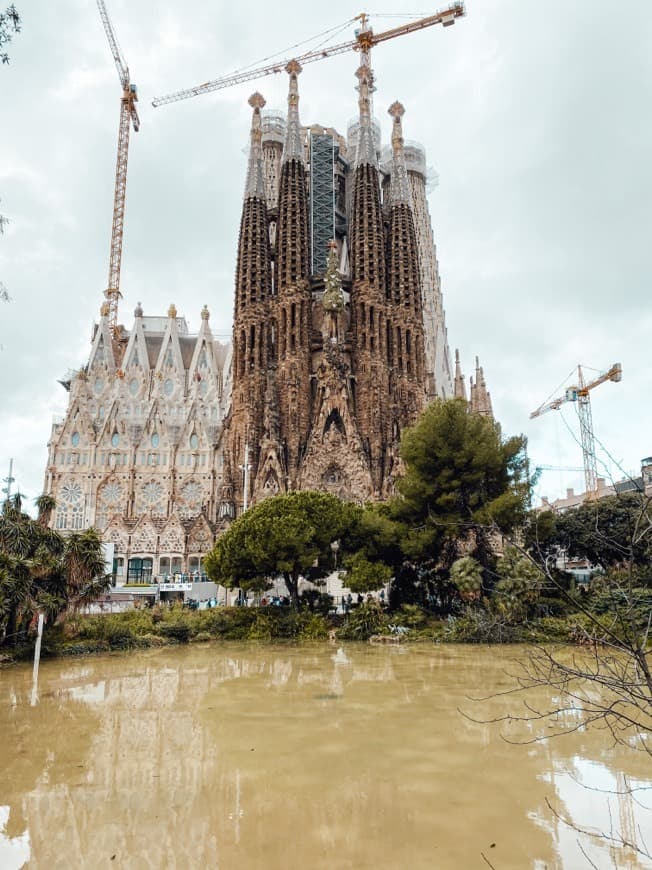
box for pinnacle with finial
[388,101,410,205]
[454,348,467,401]
[244,91,267,200]
[282,60,304,163]
[354,63,377,167]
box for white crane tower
[531,363,622,495]
[96,0,140,338]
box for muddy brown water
[1,643,650,869]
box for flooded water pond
[1,643,650,869]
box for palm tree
[0,494,108,645]
[35,493,56,529]
[63,528,110,611]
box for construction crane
[534,465,585,474]
[530,363,622,495]
[152,3,465,108]
[96,0,140,337]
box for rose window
[142,482,164,506]
[182,482,202,506]
[101,482,123,505]
[60,481,82,505]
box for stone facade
[44,55,493,575]
[45,303,231,581]
[225,62,459,510]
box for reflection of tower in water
[616,771,637,854]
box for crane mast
[152,4,465,108]
[530,363,622,495]
[96,0,140,337]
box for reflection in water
[0,644,650,869]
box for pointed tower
[470,357,494,419]
[228,92,273,512]
[273,61,313,488]
[348,56,388,492]
[453,349,467,401]
[386,101,427,436]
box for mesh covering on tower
[309,132,336,276]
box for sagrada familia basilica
[43,58,493,582]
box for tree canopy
[391,398,530,567]
[0,493,108,645]
[205,401,531,611]
[0,5,20,65]
[546,492,652,570]
[204,490,358,606]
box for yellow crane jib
[151,4,465,108]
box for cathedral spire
[388,101,410,206]
[354,60,377,167]
[349,57,385,294]
[244,92,266,200]
[276,61,310,291]
[282,60,304,164]
[467,356,493,418]
[473,358,494,418]
[386,100,420,313]
[454,349,467,400]
[235,94,272,313]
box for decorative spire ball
[388,100,405,122]
[244,91,266,200]
[248,91,265,111]
[168,303,177,319]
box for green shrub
[339,601,387,641]
[157,623,191,643]
[296,612,329,640]
[444,608,518,644]
[60,640,110,656]
[196,607,258,639]
[247,612,274,641]
[138,633,167,647]
[391,604,428,629]
[590,587,652,622]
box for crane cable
[219,17,360,81]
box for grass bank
[0,600,609,665]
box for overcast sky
[1,0,651,509]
